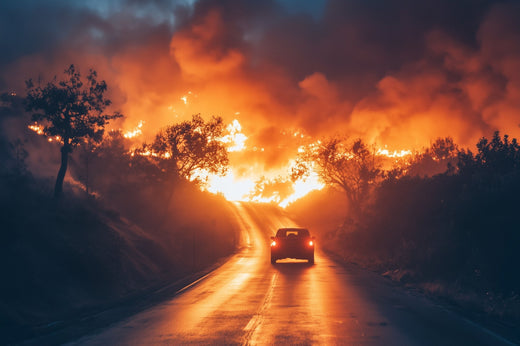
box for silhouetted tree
[430,137,458,160]
[457,131,520,177]
[147,114,229,183]
[322,132,520,294]
[407,137,459,177]
[293,138,381,214]
[25,65,122,198]
[475,132,520,171]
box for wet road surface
[70,203,516,345]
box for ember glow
[27,117,417,207]
[180,91,192,106]
[278,172,324,208]
[28,123,44,135]
[28,123,61,142]
[376,148,412,158]
[201,168,324,208]
[27,113,421,207]
[191,119,325,207]
[204,170,255,201]
[123,120,144,139]
[219,119,247,152]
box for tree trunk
[54,143,70,199]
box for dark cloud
[0,2,97,66]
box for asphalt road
[70,202,516,345]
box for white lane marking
[242,272,278,345]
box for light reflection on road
[71,203,516,346]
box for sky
[2,0,520,179]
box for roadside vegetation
[0,67,239,342]
[289,133,520,324]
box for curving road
[70,202,516,345]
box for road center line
[242,272,278,344]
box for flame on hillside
[219,119,247,152]
[201,169,255,201]
[199,168,324,208]
[28,118,416,208]
[123,120,144,139]
[28,123,61,142]
[376,148,412,158]
[28,123,44,135]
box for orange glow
[13,1,520,223]
[219,119,247,152]
[28,123,62,143]
[376,147,412,158]
[9,3,520,211]
[202,169,256,201]
[195,161,325,208]
[190,118,325,207]
[30,117,413,208]
[309,240,314,246]
[123,120,145,139]
[131,149,168,159]
[28,123,44,135]
[180,91,192,105]
[271,240,277,246]
[196,164,324,208]
[278,173,324,208]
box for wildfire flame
[280,171,324,208]
[199,168,324,208]
[28,123,44,135]
[180,91,192,105]
[123,120,144,139]
[203,170,255,201]
[28,118,416,208]
[28,123,61,142]
[219,119,247,152]
[129,149,171,159]
[376,148,412,158]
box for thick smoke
[1,0,520,177]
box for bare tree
[25,65,122,198]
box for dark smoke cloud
[1,0,520,177]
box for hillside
[0,172,240,343]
